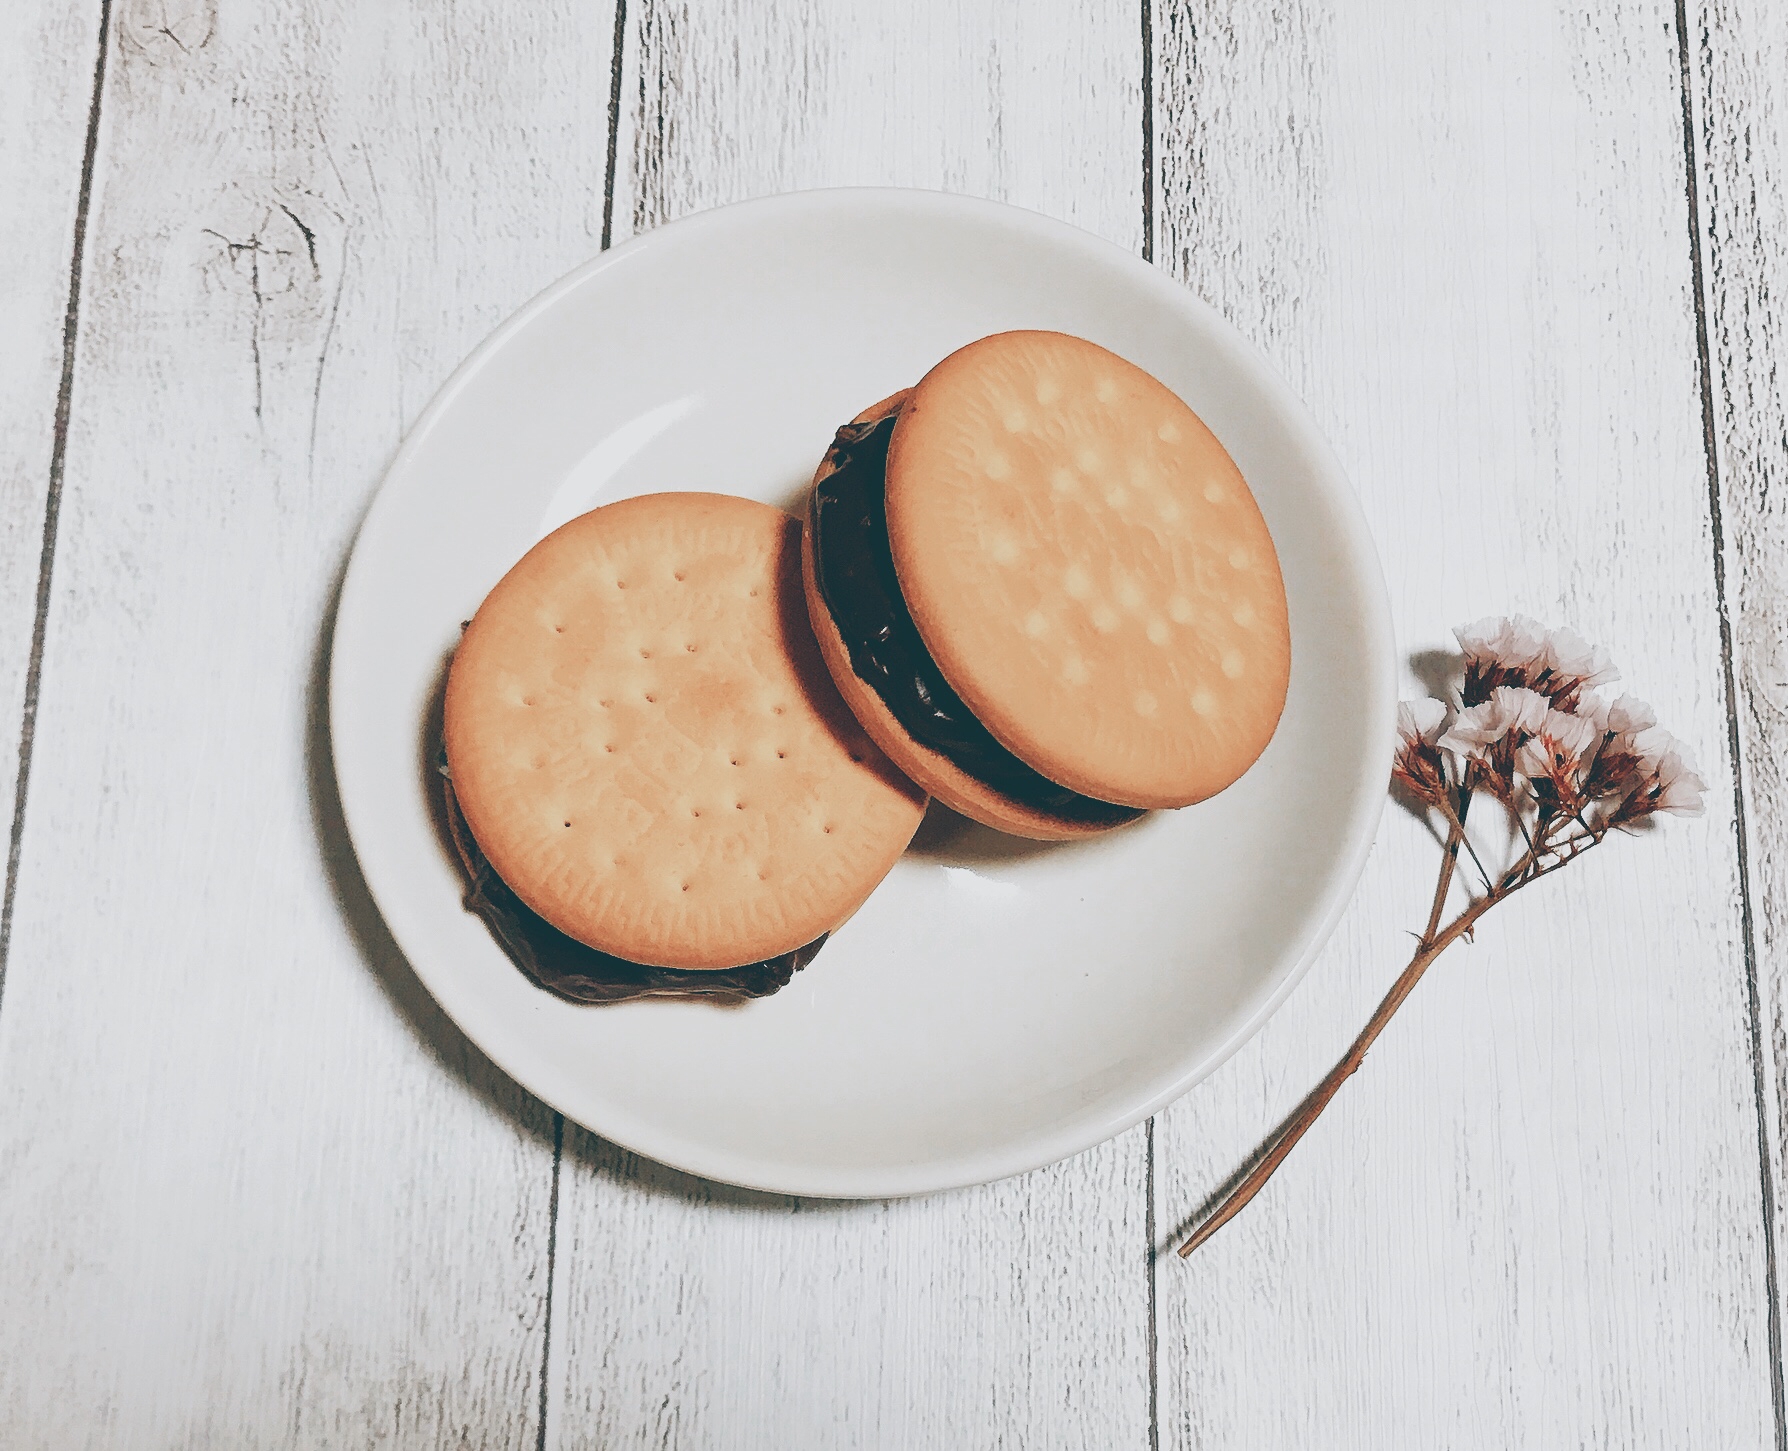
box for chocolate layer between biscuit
[440,765,821,1004]
[809,408,1143,830]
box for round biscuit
[802,392,1124,842]
[443,493,926,970]
[883,331,1290,809]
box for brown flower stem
[1175,828,1596,1260]
[1421,806,1467,947]
[1437,780,1494,891]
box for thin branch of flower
[1177,616,1706,1258]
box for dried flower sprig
[1178,616,1705,1258]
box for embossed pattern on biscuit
[884,331,1291,810]
[443,493,926,971]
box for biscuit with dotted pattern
[884,331,1290,809]
[444,493,926,970]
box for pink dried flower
[1438,685,1549,804]
[1573,691,1611,733]
[1606,694,1657,736]
[1392,698,1450,805]
[1455,615,1549,704]
[1517,707,1604,812]
[1456,614,1549,672]
[1517,707,1602,772]
[1541,626,1619,692]
[1650,744,1709,817]
[1398,698,1448,746]
[1580,694,1661,804]
[1454,614,1619,710]
[1439,685,1550,756]
[1610,733,1708,823]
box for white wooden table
[3,1,1785,1444]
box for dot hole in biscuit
[685,643,698,653]
[604,744,615,753]
[554,625,564,634]
[644,693,656,703]
[735,802,745,810]
[777,751,786,759]
[673,571,685,582]
[639,648,651,659]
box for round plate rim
[329,186,1397,1199]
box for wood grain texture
[1690,0,1788,1418]
[545,5,1153,1447]
[0,0,105,954]
[0,1,616,1443]
[1152,1,1777,1445]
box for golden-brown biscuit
[444,492,926,970]
[801,393,1126,840]
[803,331,1290,837]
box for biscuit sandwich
[442,492,926,1002]
[802,330,1290,841]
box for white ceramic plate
[331,189,1395,1198]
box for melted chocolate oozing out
[441,770,822,1004]
[809,410,1143,829]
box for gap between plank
[1139,0,1155,265]
[1145,1116,1160,1451]
[1671,2,1787,1444]
[535,1113,564,1451]
[0,0,114,1023]
[600,0,629,251]
[537,7,630,1442]
[1140,9,1158,1447]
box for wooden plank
[0,2,618,1443]
[1152,1,1777,1445]
[1690,0,1788,1420]
[545,5,1153,1447]
[0,0,103,963]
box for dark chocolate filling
[809,409,1143,829]
[440,765,821,1004]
